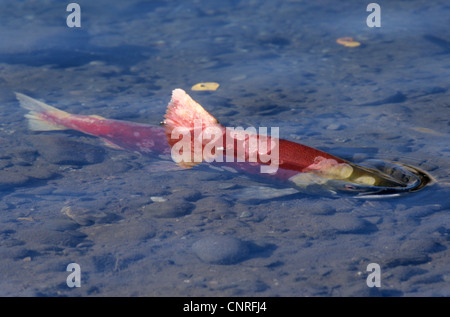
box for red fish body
[62,117,169,156]
[16,89,408,192]
[17,93,169,157]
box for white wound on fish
[289,172,329,188]
[304,156,353,180]
[354,175,376,185]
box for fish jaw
[289,155,415,196]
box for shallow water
[0,0,449,296]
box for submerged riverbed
[0,0,449,296]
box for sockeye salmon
[15,89,430,197]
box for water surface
[0,0,449,296]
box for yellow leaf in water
[191,82,220,91]
[336,37,361,47]
[411,127,446,136]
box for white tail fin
[15,92,70,131]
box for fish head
[289,159,433,197]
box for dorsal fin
[164,89,219,134]
[164,89,222,168]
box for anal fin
[101,138,124,150]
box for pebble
[45,219,80,231]
[61,205,121,226]
[192,196,232,213]
[20,163,57,180]
[401,204,441,218]
[150,196,167,202]
[0,171,30,189]
[81,159,131,176]
[304,213,376,239]
[61,206,95,226]
[192,236,249,265]
[92,253,117,273]
[383,253,430,268]
[393,267,427,282]
[12,147,37,164]
[295,199,337,215]
[326,214,375,234]
[29,135,105,165]
[169,189,202,202]
[0,159,12,169]
[326,123,344,131]
[0,146,55,190]
[15,228,87,249]
[239,211,253,218]
[142,199,195,218]
[140,189,201,218]
[85,217,157,246]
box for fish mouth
[343,160,434,197]
[289,159,434,198]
